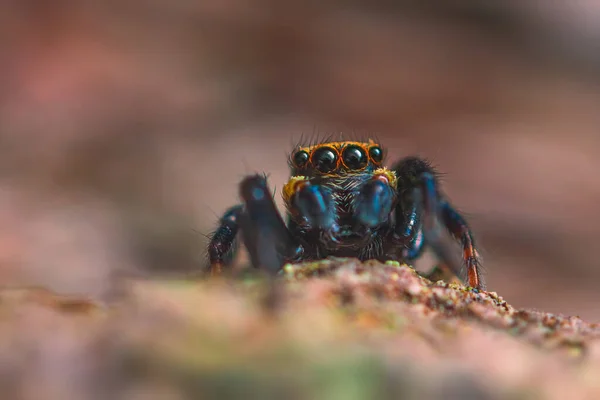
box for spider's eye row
[293,150,310,168]
[311,147,338,173]
[342,145,368,170]
[369,146,383,163]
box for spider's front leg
[238,175,304,275]
[391,157,485,290]
[208,175,303,276]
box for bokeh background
[1,0,599,320]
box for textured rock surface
[0,259,599,400]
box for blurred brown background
[1,1,599,320]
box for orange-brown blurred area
[1,1,599,319]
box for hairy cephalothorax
[207,138,484,290]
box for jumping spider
[208,139,484,290]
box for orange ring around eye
[292,150,310,169]
[310,145,340,173]
[340,144,369,170]
[368,145,383,164]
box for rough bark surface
[1,259,599,400]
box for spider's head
[283,139,398,251]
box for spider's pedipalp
[354,176,395,228]
[283,176,336,231]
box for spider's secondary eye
[369,146,383,163]
[293,150,309,168]
[311,147,338,173]
[342,146,368,169]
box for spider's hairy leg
[387,157,429,261]
[391,157,484,290]
[354,168,397,228]
[440,200,485,290]
[394,198,425,260]
[283,176,336,231]
[415,171,484,290]
[208,204,243,275]
[239,174,303,275]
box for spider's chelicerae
[208,139,484,290]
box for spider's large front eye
[311,147,338,173]
[293,150,309,168]
[369,146,383,164]
[342,145,368,170]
